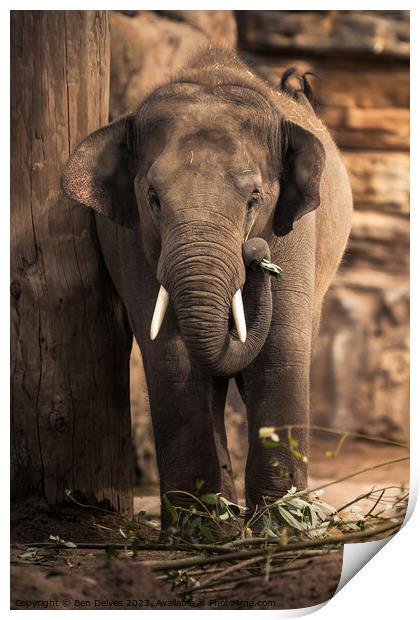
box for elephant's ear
[61,115,139,229]
[273,120,325,236]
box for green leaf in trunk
[259,259,283,279]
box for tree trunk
[11,11,133,515]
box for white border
[3,3,416,618]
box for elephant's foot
[158,492,200,539]
[244,457,308,535]
[158,486,239,542]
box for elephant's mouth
[150,236,273,377]
[151,285,247,344]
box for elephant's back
[315,129,353,302]
[276,93,353,300]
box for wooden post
[11,11,133,515]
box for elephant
[62,48,353,529]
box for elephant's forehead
[147,133,260,189]
[142,95,262,141]
[147,143,260,191]
[141,95,270,189]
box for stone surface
[320,105,409,151]
[155,10,238,45]
[311,274,409,438]
[110,10,237,119]
[237,11,409,58]
[342,152,409,215]
[345,210,409,274]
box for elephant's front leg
[240,282,312,510]
[140,336,233,531]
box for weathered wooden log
[11,10,133,515]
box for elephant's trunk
[155,222,273,376]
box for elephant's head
[62,79,325,376]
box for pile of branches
[12,426,409,599]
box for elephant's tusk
[150,285,170,341]
[232,289,247,343]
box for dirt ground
[10,438,409,610]
[10,551,343,610]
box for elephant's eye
[247,191,261,210]
[147,188,161,215]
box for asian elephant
[62,48,352,528]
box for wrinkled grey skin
[62,49,352,527]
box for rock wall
[236,11,409,440]
[110,10,237,119]
[110,11,409,484]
